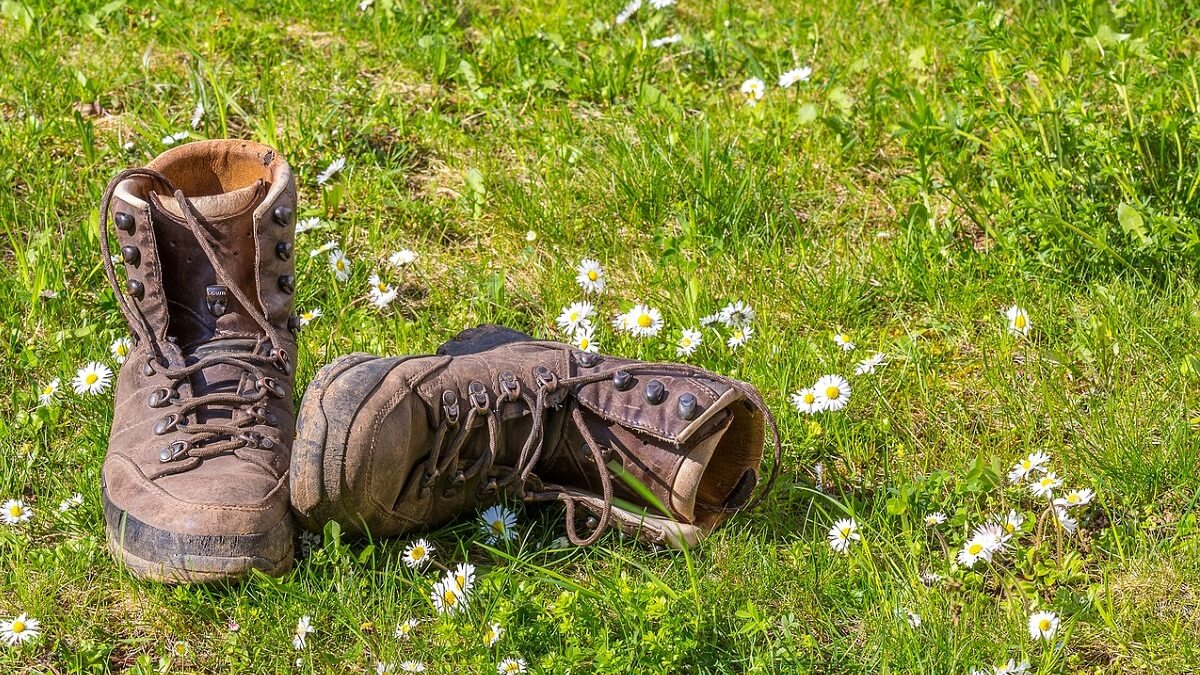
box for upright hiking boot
[291,325,779,548]
[98,140,300,582]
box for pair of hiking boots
[98,140,779,583]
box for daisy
[649,0,675,7]
[924,512,947,527]
[1053,506,1078,533]
[72,362,113,395]
[827,518,859,554]
[902,609,921,628]
[779,66,812,88]
[573,326,598,353]
[1054,488,1094,509]
[1029,472,1062,499]
[920,570,943,586]
[676,328,702,357]
[389,249,418,267]
[403,539,434,569]
[626,304,664,338]
[497,658,527,674]
[399,662,426,673]
[395,618,419,640]
[834,333,855,351]
[37,378,60,406]
[611,312,634,332]
[650,34,681,48]
[0,614,40,645]
[814,375,851,412]
[525,230,537,242]
[368,274,397,309]
[992,510,1025,536]
[299,308,323,326]
[740,78,766,106]
[1006,305,1031,337]
[292,615,313,650]
[431,580,466,615]
[190,101,204,129]
[971,522,1012,554]
[789,388,824,415]
[957,533,996,567]
[480,504,518,544]
[994,659,1032,674]
[448,562,476,596]
[161,131,189,145]
[699,313,721,327]
[483,622,504,647]
[718,301,755,328]
[309,240,340,258]
[575,259,605,293]
[110,336,133,364]
[58,493,84,512]
[1,499,32,525]
[556,301,594,334]
[316,156,346,186]
[615,0,641,24]
[854,353,887,375]
[359,0,374,10]
[296,217,323,234]
[1027,610,1059,641]
[329,250,351,282]
[1007,451,1050,483]
[375,664,395,675]
[727,325,753,349]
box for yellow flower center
[680,338,691,347]
[1015,314,1027,329]
[337,261,346,270]
[803,392,815,404]
[1003,523,1014,533]
[303,313,315,320]
[637,314,652,328]
[825,386,840,399]
[455,574,466,588]
[117,344,128,355]
[410,546,424,559]
[442,590,458,605]
[377,284,387,292]
[8,506,20,517]
[569,312,579,321]
[1041,478,1053,487]
[587,270,597,281]
[1021,460,1031,469]
[484,629,494,642]
[968,543,983,555]
[579,338,590,349]
[42,386,52,395]
[85,374,98,385]
[11,620,24,633]
[491,520,505,534]
[839,334,850,343]
[1039,618,1051,631]
[839,527,851,537]
[1067,494,1079,503]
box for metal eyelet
[142,358,156,377]
[477,478,499,496]
[158,439,189,462]
[443,470,466,497]
[441,390,460,425]
[272,349,293,375]
[534,365,558,391]
[468,381,490,412]
[498,371,520,401]
[248,405,272,424]
[256,377,285,398]
[147,387,173,408]
[153,413,179,435]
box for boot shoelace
[99,168,291,474]
[417,361,783,546]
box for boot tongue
[668,412,732,522]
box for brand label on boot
[206,285,229,317]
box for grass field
[3,0,1200,672]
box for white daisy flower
[161,130,189,145]
[525,230,537,242]
[190,101,204,129]
[395,618,419,640]
[957,533,997,567]
[329,250,351,282]
[483,622,504,647]
[556,301,594,334]
[611,311,635,332]
[573,326,598,353]
[1,499,32,525]
[1007,451,1050,483]
[827,518,859,554]
[789,388,824,415]
[779,66,812,88]
[833,333,855,351]
[1006,305,1031,337]
[110,336,133,364]
[358,0,374,10]
[496,658,527,674]
[431,579,467,615]
[575,259,605,293]
[316,156,346,186]
[992,510,1025,536]
[292,615,313,650]
[399,662,426,673]
[309,239,341,258]
[1027,610,1059,641]
[480,504,518,544]
[448,562,476,596]
[676,328,702,357]
[615,0,641,24]
[1029,472,1062,499]
[375,663,394,675]
[924,512,947,527]
[403,539,434,569]
[726,325,753,349]
[814,374,851,412]
[902,609,921,628]
[299,308,323,326]
[58,493,84,512]
[72,362,113,395]
[650,34,682,47]
[296,217,323,234]
[920,570,943,586]
[971,522,1012,554]
[1053,506,1078,533]
[626,304,664,338]
[649,0,675,8]
[389,249,418,267]
[1054,488,1094,509]
[38,378,60,406]
[699,313,721,327]
[0,614,40,645]
[718,301,755,328]
[994,659,1032,674]
[854,353,887,375]
[368,274,397,309]
[739,77,766,106]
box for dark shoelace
[99,168,291,473]
[415,361,783,545]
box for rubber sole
[103,490,294,584]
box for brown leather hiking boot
[291,325,780,548]
[98,140,300,582]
